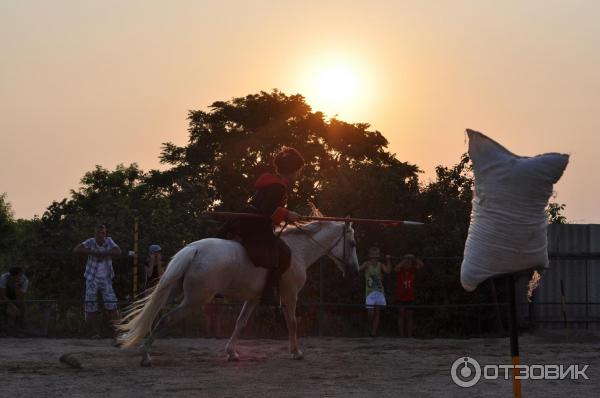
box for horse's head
[327,222,360,278]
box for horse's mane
[282,221,323,236]
[281,203,325,236]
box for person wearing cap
[144,244,164,291]
[359,247,391,337]
[222,147,305,306]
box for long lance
[201,211,424,226]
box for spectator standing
[359,247,391,337]
[144,244,164,291]
[394,254,424,337]
[0,267,28,337]
[73,225,122,339]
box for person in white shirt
[73,225,121,338]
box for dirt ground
[1,331,599,397]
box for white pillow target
[460,129,569,291]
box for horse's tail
[117,245,197,348]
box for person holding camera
[144,244,164,291]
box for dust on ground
[1,331,598,397]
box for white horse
[117,220,359,366]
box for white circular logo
[451,357,481,387]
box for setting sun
[297,55,372,120]
[314,65,359,109]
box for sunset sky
[1,1,599,222]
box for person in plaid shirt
[73,225,121,338]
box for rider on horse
[225,147,304,305]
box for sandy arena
[1,332,598,397]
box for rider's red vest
[254,173,289,224]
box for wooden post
[489,279,505,333]
[507,274,522,398]
[133,216,139,295]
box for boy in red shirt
[394,254,424,337]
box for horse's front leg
[282,297,302,360]
[225,299,258,361]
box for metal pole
[585,259,589,330]
[507,275,522,398]
[133,216,139,295]
[202,211,424,226]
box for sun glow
[314,65,359,108]
[298,55,372,120]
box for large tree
[155,90,420,216]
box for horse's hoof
[291,350,304,360]
[227,351,240,362]
[141,353,152,367]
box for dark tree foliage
[0,194,15,250]
[156,90,412,215]
[9,164,213,304]
[546,202,567,224]
[0,194,17,268]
